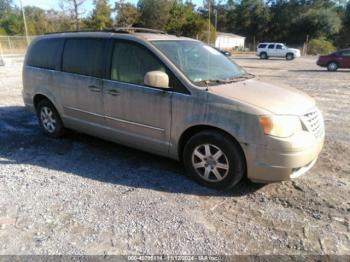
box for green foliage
[0,0,349,51]
[115,0,140,27]
[137,0,174,30]
[226,0,270,43]
[165,2,216,43]
[86,0,112,30]
[308,37,336,55]
[336,2,350,48]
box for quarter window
[26,38,63,70]
[62,38,105,78]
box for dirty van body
[22,29,325,190]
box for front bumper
[242,133,325,183]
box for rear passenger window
[258,44,267,48]
[268,44,275,49]
[62,38,105,78]
[26,38,62,70]
[341,50,350,56]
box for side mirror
[144,71,169,89]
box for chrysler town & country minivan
[22,29,325,190]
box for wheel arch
[327,60,338,66]
[33,93,59,113]
[177,125,246,163]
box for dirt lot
[0,55,349,255]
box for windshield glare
[152,40,246,86]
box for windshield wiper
[194,73,255,88]
[224,73,255,83]
[194,79,227,87]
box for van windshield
[152,40,250,86]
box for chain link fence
[0,36,38,55]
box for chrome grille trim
[301,109,325,138]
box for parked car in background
[317,49,350,71]
[214,47,232,57]
[23,29,324,190]
[257,43,301,60]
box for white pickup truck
[257,43,301,60]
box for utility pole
[214,9,218,33]
[208,0,211,45]
[19,0,29,46]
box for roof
[43,28,197,42]
[216,32,245,39]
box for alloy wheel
[191,144,230,183]
[40,106,56,133]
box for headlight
[259,115,302,138]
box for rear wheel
[327,62,338,71]
[183,130,246,190]
[260,52,268,59]
[286,53,294,60]
[37,99,65,138]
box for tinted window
[340,50,350,56]
[268,44,275,49]
[258,44,267,48]
[27,38,62,69]
[276,44,283,49]
[62,38,105,78]
[111,40,186,92]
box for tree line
[0,0,349,49]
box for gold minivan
[22,29,325,190]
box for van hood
[209,79,315,115]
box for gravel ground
[0,55,349,255]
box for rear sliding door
[59,38,106,127]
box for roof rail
[44,29,128,35]
[45,27,166,35]
[113,27,166,34]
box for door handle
[107,89,120,96]
[88,85,101,93]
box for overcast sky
[14,0,204,12]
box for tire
[183,130,246,191]
[260,52,268,59]
[327,62,338,72]
[286,53,294,60]
[36,99,65,138]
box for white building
[215,32,245,50]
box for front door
[275,44,285,57]
[339,50,350,68]
[103,40,173,155]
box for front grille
[302,109,325,138]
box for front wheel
[327,62,338,71]
[183,131,246,190]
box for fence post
[0,42,5,66]
[7,36,12,49]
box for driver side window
[111,41,166,85]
